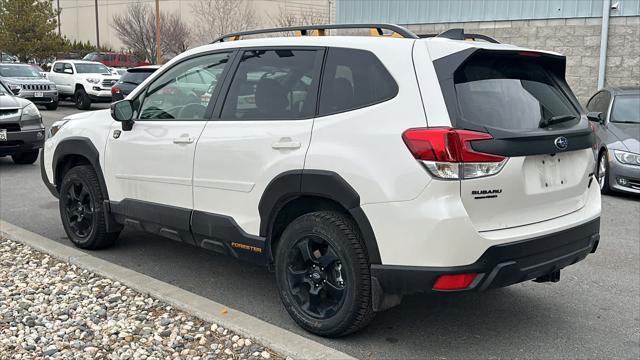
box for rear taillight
[111,86,121,95]
[402,128,507,180]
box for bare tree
[271,6,329,36]
[111,2,191,64]
[190,0,257,45]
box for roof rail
[419,28,499,44]
[211,24,419,43]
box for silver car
[586,86,640,195]
[0,63,59,110]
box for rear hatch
[428,47,595,231]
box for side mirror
[587,111,604,124]
[63,68,73,74]
[110,100,135,131]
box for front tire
[59,165,119,249]
[45,101,59,110]
[597,151,612,194]
[74,88,91,110]
[11,150,39,164]
[275,211,374,337]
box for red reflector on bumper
[432,273,477,290]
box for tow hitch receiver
[534,270,561,283]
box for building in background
[337,0,640,104]
[57,0,333,49]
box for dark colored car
[586,86,640,194]
[111,65,160,101]
[0,80,45,164]
[0,63,59,110]
[83,52,150,68]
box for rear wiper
[539,114,577,128]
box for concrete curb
[0,220,355,360]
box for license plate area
[523,153,574,193]
[35,92,44,98]
[0,129,7,141]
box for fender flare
[52,136,109,201]
[258,170,382,264]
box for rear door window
[220,49,323,120]
[454,53,579,130]
[318,48,398,116]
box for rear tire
[45,101,59,110]
[59,165,119,249]
[11,150,39,164]
[75,88,91,110]
[275,211,374,337]
[597,151,612,194]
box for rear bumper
[0,129,45,156]
[371,217,600,295]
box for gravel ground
[0,237,284,360]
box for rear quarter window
[318,48,398,116]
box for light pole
[94,0,100,48]
[156,0,161,64]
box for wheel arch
[53,137,109,201]
[259,170,382,264]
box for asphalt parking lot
[1,102,639,359]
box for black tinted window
[611,95,640,124]
[221,49,321,120]
[454,53,579,130]
[587,91,611,115]
[121,71,154,85]
[318,48,397,116]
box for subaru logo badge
[554,136,568,150]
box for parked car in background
[586,86,640,194]
[83,52,149,68]
[48,60,119,110]
[109,67,127,77]
[0,80,45,164]
[1,52,19,63]
[111,65,160,101]
[0,63,58,110]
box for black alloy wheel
[275,211,374,337]
[59,165,119,249]
[62,178,95,238]
[285,235,347,319]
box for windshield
[611,95,640,124]
[0,65,42,78]
[76,63,110,74]
[0,81,9,94]
[454,53,579,130]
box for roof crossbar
[430,28,500,43]
[211,24,419,43]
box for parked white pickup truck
[48,60,119,110]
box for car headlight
[49,120,69,137]
[614,150,640,166]
[8,83,21,93]
[86,78,101,84]
[49,83,57,90]
[21,103,40,119]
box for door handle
[272,139,301,150]
[173,136,195,144]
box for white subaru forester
[42,25,601,337]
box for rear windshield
[611,95,640,124]
[454,53,578,130]
[121,71,154,85]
